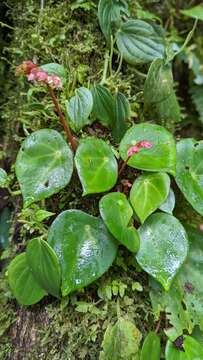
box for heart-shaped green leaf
[130,173,170,223]
[91,85,115,127]
[100,318,142,360]
[116,20,165,65]
[66,87,93,132]
[99,192,140,252]
[15,129,73,206]
[159,188,175,214]
[26,238,61,298]
[48,210,118,296]
[140,332,161,360]
[165,341,187,360]
[112,92,130,142]
[136,213,188,290]
[176,139,203,216]
[181,5,203,21]
[75,137,118,195]
[41,63,66,83]
[119,123,176,175]
[8,253,46,305]
[98,0,129,43]
[0,168,8,188]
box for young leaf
[8,253,46,305]
[130,173,170,223]
[99,192,140,252]
[66,87,93,132]
[159,188,175,214]
[98,0,129,44]
[116,20,165,65]
[91,85,115,127]
[99,318,142,360]
[75,137,118,195]
[26,238,61,298]
[137,213,188,290]
[140,332,161,360]
[0,168,8,188]
[40,63,66,82]
[176,139,203,216]
[15,129,73,206]
[112,92,130,142]
[119,123,176,175]
[48,210,118,296]
[165,340,187,360]
[144,59,181,129]
[181,5,203,21]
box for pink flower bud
[27,72,36,81]
[127,146,140,157]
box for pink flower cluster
[127,140,153,157]
[16,61,62,89]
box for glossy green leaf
[75,137,118,195]
[40,63,66,82]
[26,238,61,298]
[159,188,175,214]
[119,123,176,175]
[130,173,170,223]
[99,192,140,252]
[0,168,8,188]
[0,207,11,249]
[165,341,188,360]
[184,336,203,358]
[140,332,161,360]
[98,0,129,43]
[8,253,46,305]
[99,318,142,360]
[144,59,181,129]
[116,20,165,65]
[91,85,115,127]
[181,5,203,21]
[66,87,93,132]
[48,210,118,296]
[137,213,188,290]
[112,92,130,142]
[176,139,203,216]
[15,129,73,206]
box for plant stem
[47,84,78,152]
[118,158,129,176]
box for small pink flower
[27,72,36,81]
[138,140,153,149]
[36,70,48,82]
[199,224,203,231]
[52,76,62,88]
[127,146,140,157]
[127,139,153,157]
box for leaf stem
[101,50,109,85]
[47,84,78,152]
